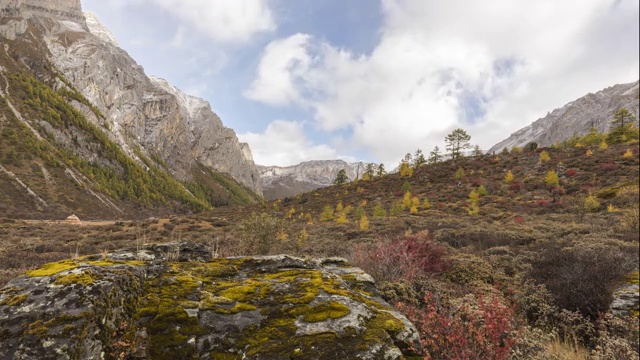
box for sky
[81,0,639,167]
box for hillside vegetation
[1,128,638,358]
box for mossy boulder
[0,242,422,359]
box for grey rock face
[258,160,366,200]
[0,2,262,195]
[611,272,640,317]
[0,243,423,359]
[490,81,640,153]
[0,0,85,23]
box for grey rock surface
[0,243,423,359]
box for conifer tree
[428,146,442,164]
[445,128,471,160]
[472,145,483,157]
[413,149,426,168]
[364,163,375,179]
[611,108,636,129]
[333,169,348,185]
[376,163,386,177]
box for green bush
[237,213,286,255]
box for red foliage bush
[471,178,483,186]
[535,200,550,207]
[513,216,525,224]
[599,163,617,172]
[351,232,451,283]
[509,183,523,191]
[566,169,578,177]
[397,292,517,360]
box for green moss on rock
[27,260,79,277]
[301,301,351,322]
[0,293,28,306]
[54,272,96,286]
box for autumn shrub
[565,168,577,177]
[528,241,637,320]
[390,201,404,216]
[445,253,494,285]
[351,232,450,283]
[319,205,334,221]
[504,170,515,183]
[237,213,286,255]
[591,314,640,360]
[372,203,387,217]
[398,292,517,360]
[598,162,617,172]
[509,182,523,191]
[545,170,559,186]
[539,151,551,162]
[358,215,369,231]
[583,194,600,212]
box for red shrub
[471,178,483,186]
[351,232,451,283]
[599,163,617,172]
[513,216,525,224]
[509,183,523,191]
[397,292,517,360]
[566,169,577,177]
[536,200,550,207]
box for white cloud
[148,0,275,43]
[246,0,639,166]
[238,120,341,166]
[244,34,312,106]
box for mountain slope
[0,0,262,218]
[490,81,639,152]
[258,160,365,200]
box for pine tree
[376,163,386,177]
[611,108,636,129]
[413,149,426,168]
[428,146,442,164]
[445,128,471,161]
[333,169,348,185]
[364,163,375,179]
[472,144,483,157]
[403,152,413,164]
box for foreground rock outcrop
[0,243,421,359]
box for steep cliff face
[1,0,262,195]
[258,160,364,200]
[490,81,640,152]
[0,0,262,218]
[0,0,84,22]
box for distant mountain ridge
[258,160,365,200]
[490,81,639,152]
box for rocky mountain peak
[0,0,84,23]
[258,160,365,200]
[0,3,263,196]
[490,80,639,152]
[84,11,118,47]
